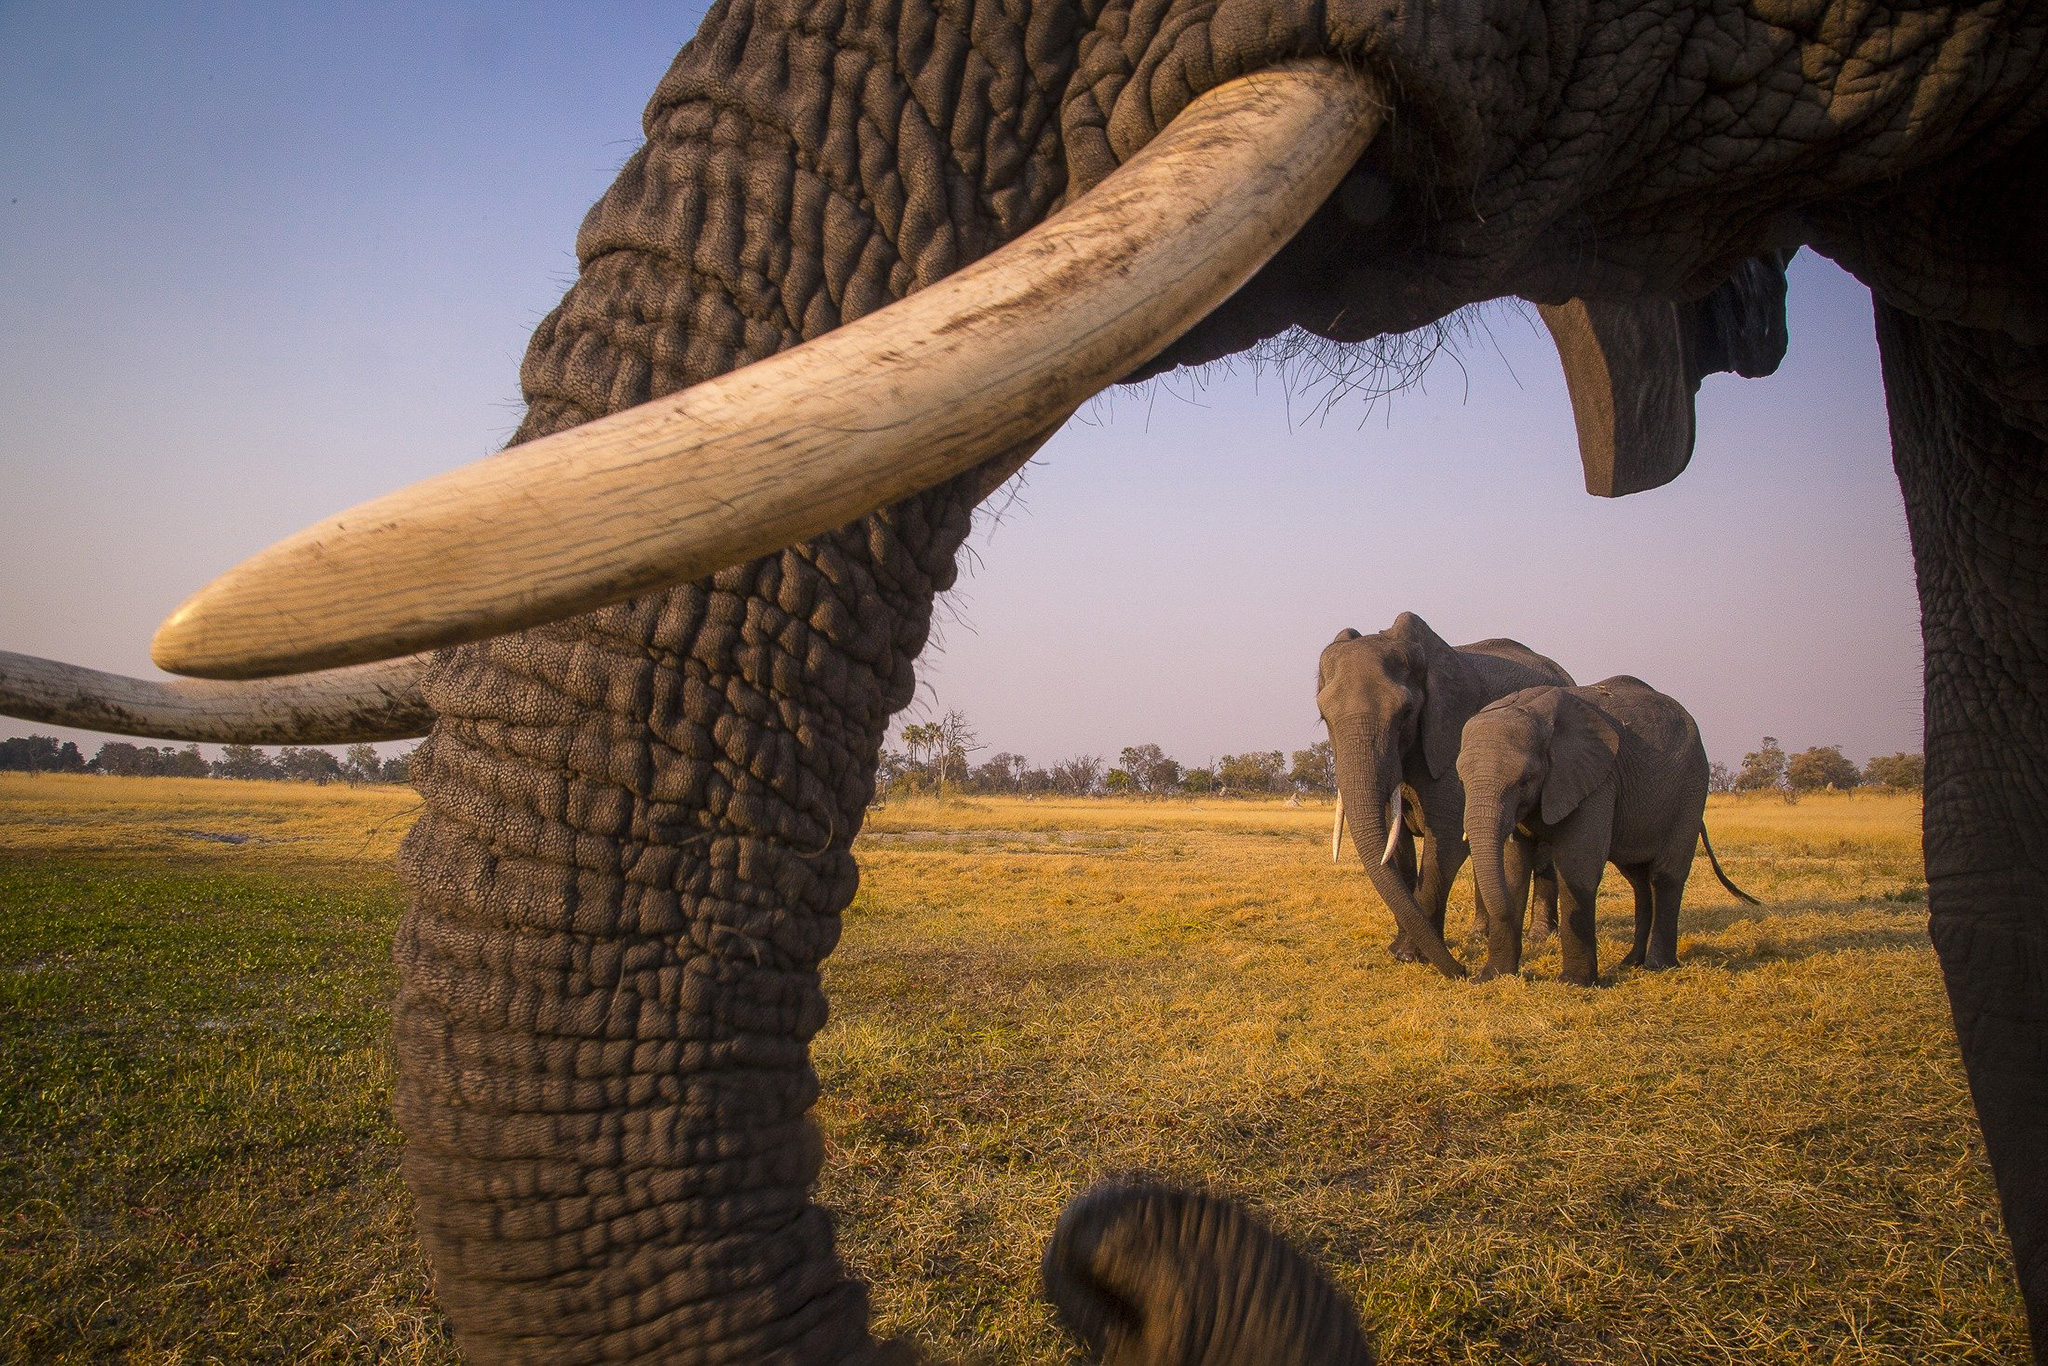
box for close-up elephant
[4,1,2045,1362]
[1318,613,1572,978]
[1456,677,1758,985]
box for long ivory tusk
[1381,791,1404,867]
[152,62,1382,679]
[1330,790,1345,863]
[0,650,432,744]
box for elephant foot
[1617,948,1644,969]
[1641,954,1678,972]
[1474,959,1519,983]
[1387,934,1424,964]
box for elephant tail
[1698,823,1761,905]
[1044,1179,1377,1365]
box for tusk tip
[149,604,201,675]
[150,591,260,680]
[150,576,353,681]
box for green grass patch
[0,796,450,1362]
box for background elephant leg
[1528,854,1560,946]
[1416,856,1455,945]
[1415,797,1467,947]
[1617,867,1654,968]
[1880,301,2048,1351]
[1645,870,1685,970]
[1465,869,1492,945]
[1478,833,1537,979]
[1386,819,1426,961]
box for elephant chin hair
[1043,1180,1377,1366]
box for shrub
[1117,744,1183,796]
[89,742,204,777]
[214,744,283,781]
[1289,740,1335,793]
[0,735,86,773]
[1736,737,1789,794]
[1215,751,1287,795]
[1789,745,1861,792]
[1863,752,1924,791]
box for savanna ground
[0,775,2023,1363]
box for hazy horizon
[2,4,1923,773]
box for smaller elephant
[1457,677,1758,985]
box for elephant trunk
[1331,722,1467,979]
[1465,796,1520,949]
[380,13,1070,1360]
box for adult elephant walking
[7,2,2048,1361]
[1319,614,1573,978]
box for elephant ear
[1388,613,1475,781]
[1535,250,1792,498]
[1683,249,1794,381]
[1539,692,1621,827]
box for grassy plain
[0,774,2024,1362]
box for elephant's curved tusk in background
[1330,790,1346,863]
[150,61,1384,679]
[0,650,433,744]
[1381,791,1404,867]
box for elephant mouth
[145,61,1384,682]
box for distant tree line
[7,719,1921,802]
[875,710,1336,799]
[1707,736,1923,800]
[0,735,414,785]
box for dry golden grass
[0,777,2022,1362]
[824,791,2017,1363]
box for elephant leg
[1880,301,2048,1352]
[1555,869,1604,988]
[1528,854,1560,947]
[1414,852,1455,945]
[1617,867,1654,968]
[1644,870,1684,970]
[1477,833,1537,980]
[1414,798,1468,946]
[1466,866,1492,946]
[1385,818,1426,961]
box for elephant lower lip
[148,61,1386,682]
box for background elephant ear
[1398,618,1476,781]
[1043,1179,1376,1366]
[1539,692,1622,827]
[1535,250,1792,499]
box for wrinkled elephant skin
[10,0,2048,1360]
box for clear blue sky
[0,3,1922,771]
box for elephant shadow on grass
[1586,894,1935,977]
